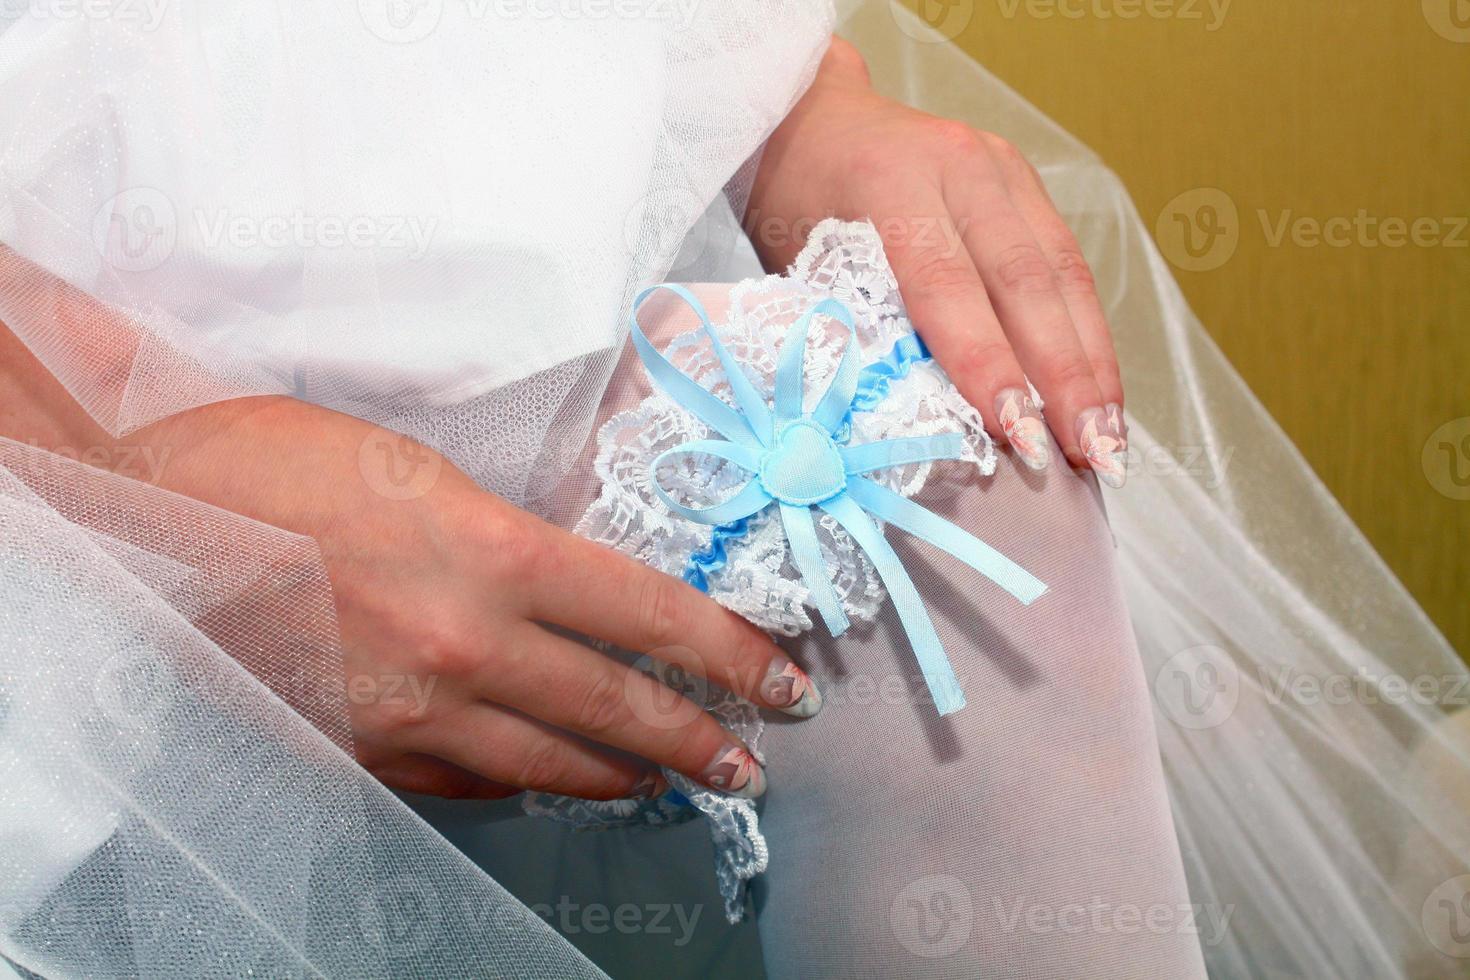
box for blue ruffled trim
[683,515,755,593]
[852,332,931,411]
[681,333,932,592]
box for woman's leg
[526,284,1203,977]
[753,451,1207,979]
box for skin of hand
[751,37,1128,486]
[0,256,820,802]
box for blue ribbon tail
[821,493,967,716]
[846,476,1047,605]
[779,502,850,637]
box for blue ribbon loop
[629,284,1047,716]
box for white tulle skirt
[1,3,1467,978]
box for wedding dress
[1,2,1466,978]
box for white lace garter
[523,219,998,922]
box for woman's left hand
[750,37,1127,488]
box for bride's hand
[0,293,817,801]
[751,37,1128,487]
[137,396,820,801]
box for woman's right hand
[144,395,822,801]
[0,293,820,801]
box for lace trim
[523,688,766,923]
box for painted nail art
[995,387,1050,471]
[700,745,765,799]
[631,772,669,800]
[761,657,822,718]
[1076,405,1127,489]
[1106,401,1128,442]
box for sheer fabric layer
[0,438,607,979]
[843,5,1470,977]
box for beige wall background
[900,0,1469,656]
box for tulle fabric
[0,436,607,978]
[0,1,1466,978]
[837,5,1470,976]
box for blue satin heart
[758,419,847,506]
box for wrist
[749,36,874,271]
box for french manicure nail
[995,387,1050,471]
[700,745,765,799]
[761,656,822,718]
[1076,405,1127,489]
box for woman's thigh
[753,453,1206,979]
[545,282,1204,977]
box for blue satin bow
[629,284,1047,716]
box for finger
[993,141,1125,413]
[370,753,523,800]
[521,525,821,718]
[945,154,1124,487]
[410,699,670,802]
[863,182,1044,470]
[474,622,768,798]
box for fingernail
[1076,405,1127,489]
[631,772,670,800]
[995,387,1050,471]
[1107,401,1128,441]
[700,745,766,799]
[761,656,822,718]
